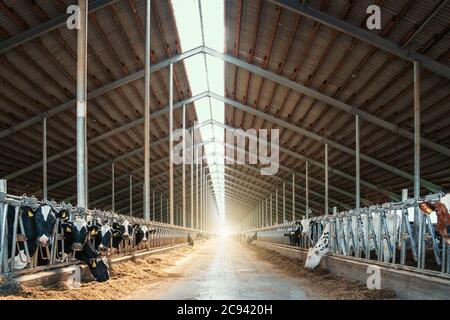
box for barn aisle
[127,238,324,300]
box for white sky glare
[171,0,225,222]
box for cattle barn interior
[0,0,449,301]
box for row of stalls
[243,192,449,274]
[0,192,203,277]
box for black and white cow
[78,240,110,282]
[133,224,156,246]
[35,204,58,248]
[110,222,123,248]
[420,192,450,245]
[6,205,37,269]
[187,233,194,246]
[89,222,115,253]
[58,217,110,282]
[284,221,302,246]
[60,218,89,252]
[119,220,133,239]
[305,223,330,269]
[247,232,257,244]
[7,205,76,268]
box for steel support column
[275,188,278,225]
[182,104,186,227]
[325,143,329,215]
[305,161,309,218]
[129,175,133,216]
[292,173,295,221]
[265,198,268,227]
[169,62,174,225]
[42,117,47,200]
[111,162,115,212]
[283,181,286,223]
[356,115,360,210]
[200,159,203,230]
[414,61,422,268]
[76,0,88,209]
[152,189,155,221]
[191,132,194,228]
[196,147,199,229]
[270,193,273,226]
[143,0,151,220]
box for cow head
[96,224,113,252]
[420,202,449,218]
[132,224,144,245]
[111,222,123,248]
[119,220,132,239]
[419,202,435,215]
[300,219,310,236]
[304,224,329,270]
[61,219,88,251]
[294,222,302,234]
[57,209,70,221]
[80,241,110,282]
[139,225,156,242]
[35,204,57,247]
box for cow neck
[41,205,53,221]
[101,224,111,236]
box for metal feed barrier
[0,192,202,277]
[243,192,450,274]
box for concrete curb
[254,241,450,300]
[13,243,187,288]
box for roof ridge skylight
[171,0,225,222]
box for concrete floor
[127,237,324,300]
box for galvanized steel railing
[243,192,449,274]
[0,192,202,276]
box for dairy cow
[133,224,156,246]
[58,217,110,282]
[419,192,450,245]
[247,232,257,244]
[283,221,302,246]
[111,222,125,248]
[6,206,37,269]
[79,240,110,282]
[119,220,133,239]
[300,219,311,237]
[35,204,58,248]
[60,219,89,253]
[304,210,402,269]
[89,223,115,253]
[300,219,321,241]
[187,233,194,246]
[305,223,330,269]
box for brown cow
[419,193,450,245]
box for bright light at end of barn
[218,225,232,237]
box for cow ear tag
[91,230,97,236]
[27,210,34,217]
[66,227,72,233]
[91,261,97,268]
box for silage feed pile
[249,244,396,300]
[0,245,196,300]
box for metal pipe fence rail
[241,192,450,274]
[0,192,204,277]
